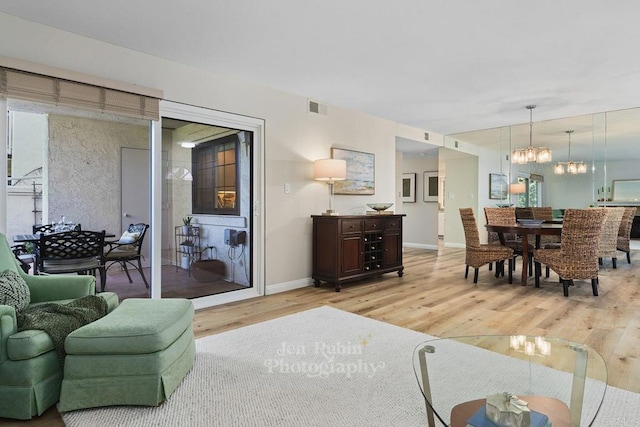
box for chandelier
[511,105,552,164]
[554,130,587,175]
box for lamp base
[322,210,340,216]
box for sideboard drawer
[341,219,362,234]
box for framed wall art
[331,148,375,195]
[489,173,508,200]
[402,173,416,202]
[423,171,438,202]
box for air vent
[308,99,327,115]
[424,132,430,141]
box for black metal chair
[104,223,149,290]
[37,230,106,290]
[10,244,35,274]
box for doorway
[152,101,265,309]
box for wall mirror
[447,106,640,209]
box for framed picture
[423,171,438,202]
[402,173,416,202]
[331,148,375,195]
[489,173,508,200]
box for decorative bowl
[517,219,545,227]
[367,203,394,211]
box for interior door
[121,147,150,266]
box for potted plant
[181,216,193,235]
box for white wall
[47,115,149,235]
[441,149,479,248]
[0,12,437,291]
[401,154,439,249]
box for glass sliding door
[156,101,264,309]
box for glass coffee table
[412,335,607,427]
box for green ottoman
[58,298,195,412]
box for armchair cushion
[0,269,30,311]
[7,329,54,360]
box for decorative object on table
[490,173,508,200]
[517,219,545,227]
[402,173,416,202]
[313,158,347,215]
[596,186,612,202]
[511,105,552,164]
[466,402,551,427]
[330,148,375,195]
[366,203,394,215]
[485,393,531,427]
[554,130,587,175]
[423,171,439,202]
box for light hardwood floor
[3,243,639,426]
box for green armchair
[0,232,118,420]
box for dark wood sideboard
[311,214,405,292]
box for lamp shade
[314,159,347,181]
[509,183,526,194]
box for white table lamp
[314,159,347,215]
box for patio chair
[460,208,513,284]
[37,230,106,291]
[103,223,150,291]
[531,206,561,246]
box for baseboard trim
[266,278,312,295]
[403,243,438,250]
[444,242,466,249]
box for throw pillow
[0,269,31,311]
[118,231,140,244]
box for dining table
[13,232,116,243]
[485,222,563,285]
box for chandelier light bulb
[510,105,551,164]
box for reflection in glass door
[159,116,253,301]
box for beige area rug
[61,306,640,426]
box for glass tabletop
[412,335,607,427]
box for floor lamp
[314,158,347,215]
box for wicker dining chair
[515,207,534,220]
[533,208,607,297]
[460,208,513,284]
[484,207,532,274]
[617,207,636,264]
[598,207,625,268]
[531,206,561,246]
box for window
[192,134,239,215]
[515,176,542,207]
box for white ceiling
[1,1,640,157]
